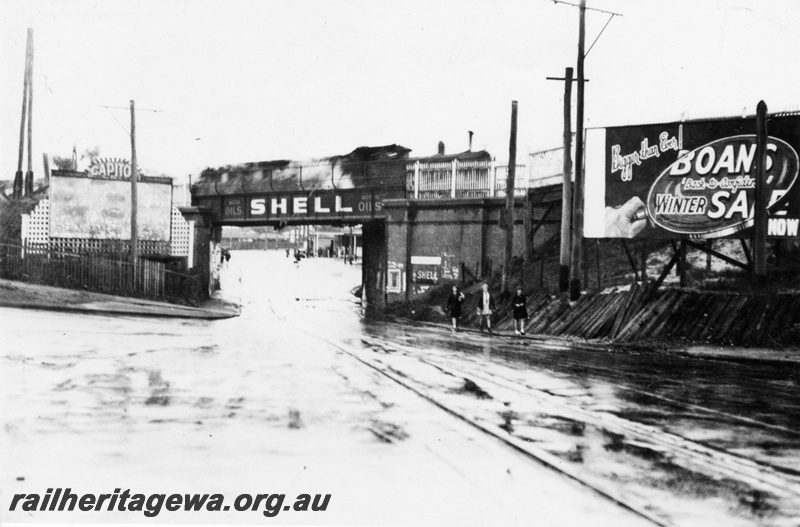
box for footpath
[2,278,797,363]
[0,278,239,320]
[392,316,800,366]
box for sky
[1,0,799,184]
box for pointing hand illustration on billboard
[604,196,648,238]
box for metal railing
[0,243,202,305]
[406,147,567,199]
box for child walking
[512,286,528,336]
[446,286,465,331]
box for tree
[51,156,75,170]
[80,146,101,166]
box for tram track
[263,289,800,525]
[259,297,671,525]
[360,332,800,496]
[378,321,800,440]
[323,340,669,525]
[359,323,800,522]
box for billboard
[50,173,172,240]
[584,115,800,239]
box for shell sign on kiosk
[411,256,441,284]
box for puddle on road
[451,378,493,400]
[366,419,409,443]
[499,404,789,525]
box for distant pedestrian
[446,285,465,331]
[512,286,528,336]
[476,283,496,334]
[286,248,290,258]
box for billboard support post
[679,241,687,287]
[640,241,648,285]
[753,100,768,282]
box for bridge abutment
[382,197,553,303]
[361,220,387,310]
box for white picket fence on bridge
[406,147,567,199]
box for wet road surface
[2,251,647,526]
[2,250,799,526]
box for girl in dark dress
[446,286,465,331]
[512,286,528,336]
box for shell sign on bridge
[204,190,387,224]
[190,144,410,225]
[584,114,800,239]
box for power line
[585,12,617,57]
[100,104,163,137]
[104,107,131,137]
[551,0,622,58]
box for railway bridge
[189,144,565,308]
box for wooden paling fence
[0,243,201,304]
[488,284,800,346]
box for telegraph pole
[561,68,574,293]
[502,100,519,293]
[130,100,139,265]
[569,0,587,301]
[554,0,620,300]
[14,28,33,200]
[25,29,34,197]
[99,102,160,265]
[546,67,575,293]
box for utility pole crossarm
[100,105,163,113]
[545,77,589,82]
[552,0,622,58]
[552,0,621,17]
